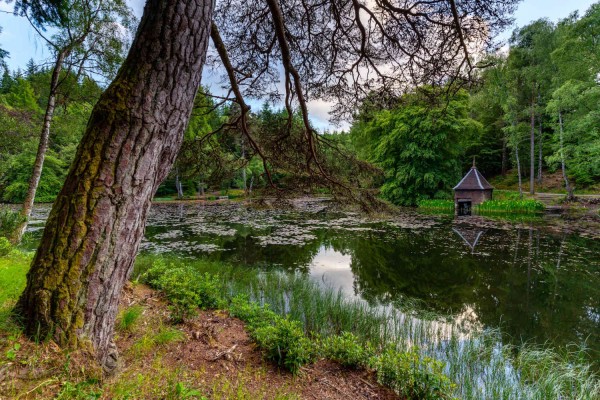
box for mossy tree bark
[16,0,213,371]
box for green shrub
[321,332,374,368]
[229,296,313,374]
[251,316,314,375]
[228,295,278,328]
[0,236,11,256]
[143,260,224,322]
[370,346,456,399]
[0,206,25,239]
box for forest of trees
[2,3,599,208]
[348,3,600,205]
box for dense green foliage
[350,88,481,205]
[347,2,600,204]
[470,4,600,191]
[0,67,102,203]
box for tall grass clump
[0,206,25,243]
[117,305,144,331]
[417,199,455,213]
[136,257,600,400]
[475,199,545,214]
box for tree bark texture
[16,0,213,370]
[13,51,66,244]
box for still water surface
[27,201,600,362]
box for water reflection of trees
[143,204,599,360]
[339,226,600,358]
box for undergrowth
[135,256,600,400]
[140,259,457,398]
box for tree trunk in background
[241,142,247,191]
[512,119,523,199]
[516,144,523,199]
[501,135,508,177]
[529,97,535,195]
[558,110,573,200]
[175,167,184,199]
[12,51,66,244]
[16,0,213,371]
[537,118,543,184]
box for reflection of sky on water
[309,246,356,298]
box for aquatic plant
[475,199,545,214]
[417,199,455,212]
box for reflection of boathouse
[453,162,493,216]
[452,227,486,253]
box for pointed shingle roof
[453,167,493,190]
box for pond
[25,201,600,365]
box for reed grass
[475,199,545,214]
[134,256,600,400]
[417,199,455,212]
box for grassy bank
[2,251,599,399]
[134,255,600,400]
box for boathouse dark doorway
[457,200,472,216]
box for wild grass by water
[475,199,545,214]
[417,199,455,213]
[134,255,600,400]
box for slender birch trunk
[13,50,67,243]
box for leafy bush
[321,332,374,368]
[230,296,313,374]
[228,295,278,328]
[143,260,224,322]
[0,206,24,239]
[251,316,314,375]
[370,346,456,400]
[0,236,11,256]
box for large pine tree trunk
[13,51,66,244]
[16,0,213,371]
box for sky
[1,0,598,130]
